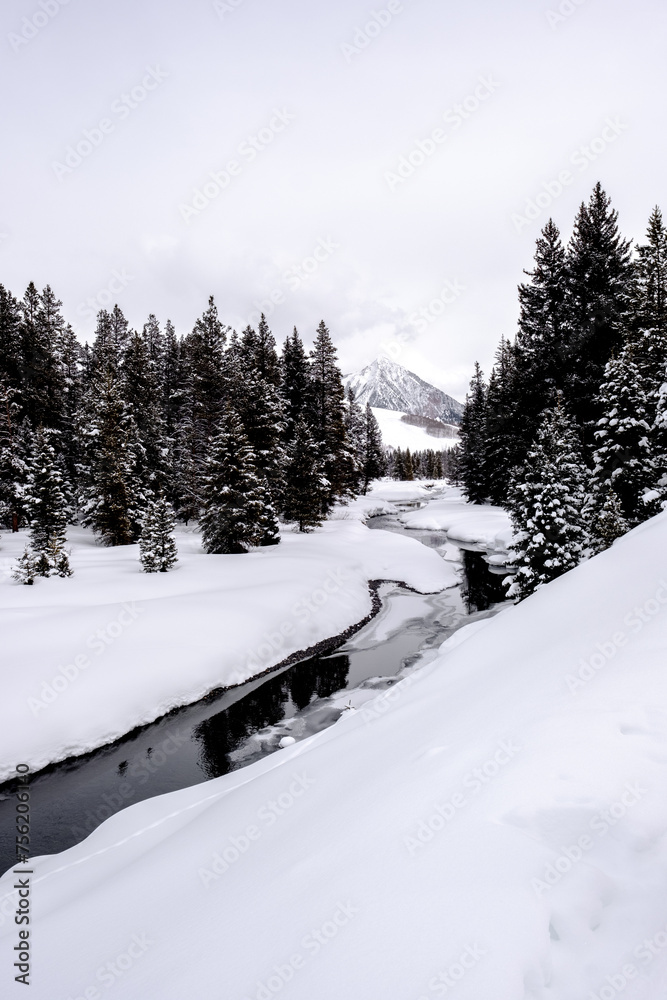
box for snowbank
[371,406,459,452]
[365,479,445,504]
[0,520,451,781]
[400,486,513,556]
[4,511,667,997]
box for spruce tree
[344,386,365,494]
[513,219,569,451]
[564,183,635,441]
[362,403,386,491]
[0,383,30,530]
[627,207,667,398]
[282,416,327,531]
[280,328,312,444]
[590,344,658,526]
[12,547,36,585]
[458,362,488,503]
[484,338,521,505]
[79,369,138,546]
[0,284,22,396]
[24,427,69,561]
[588,489,629,556]
[507,403,589,601]
[309,321,356,510]
[140,494,178,572]
[200,409,280,554]
[633,206,667,340]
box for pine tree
[172,394,201,523]
[0,383,30,530]
[232,369,286,508]
[588,489,629,556]
[484,338,521,505]
[309,321,356,510]
[24,427,69,560]
[79,369,138,546]
[182,296,228,479]
[627,207,667,397]
[458,362,488,503]
[282,416,327,531]
[280,328,312,444]
[362,403,386,491]
[633,206,667,340]
[344,386,365,494]
[590,344,658,526]
[0,284,22,396]
[564,183,635,441]
[140,494,178,572]
[20,283,66,430]
[513,219,569,451]
[12,547,36,585]
[200,409,280,554]
[122,327,168,497]
[507,403,589,601]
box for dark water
[0,510,508,876]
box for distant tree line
[0,291,385,579]
[456,183,667,598]
[385,446,460,481]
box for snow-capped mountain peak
[343,357,463,424]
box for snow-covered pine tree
[458,362,488,503]
[139,494,178,572]
[589,344,659,526]
[24,427,70,572]
[172,393,201,523]
[588,489,629,556]
[232,368,286,509]
[79,368,138,546]
[0,383,30,530]
[362,403,386,492]
[0,283,22,399]
[20,283,67,431]
[280,328,312,444]
[308,321,356,511]
[122,326,168,499]
[180,296,228,498]
[632,206,667,344]
[200,409,280,554]
[343,386,365,494]
[565,183,635,442]
[513,219,569,451]
[282,416,327,531]
[484,338,521,505]
[506,402,589,601]
[12,546,36,585]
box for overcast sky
[1,0,664,399]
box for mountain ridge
[343,356,464,425]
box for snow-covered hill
[371,406,459,452]
[344,356,464,425]
[7,503,667,999]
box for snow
[329,479,450,519]
[4,507,667,997]
[0,520,451,782]
[399,485,513,558]
[371,406,459,452]
[366,479,446,504]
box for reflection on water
[194,654,350,779]
[460,550,509,613]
